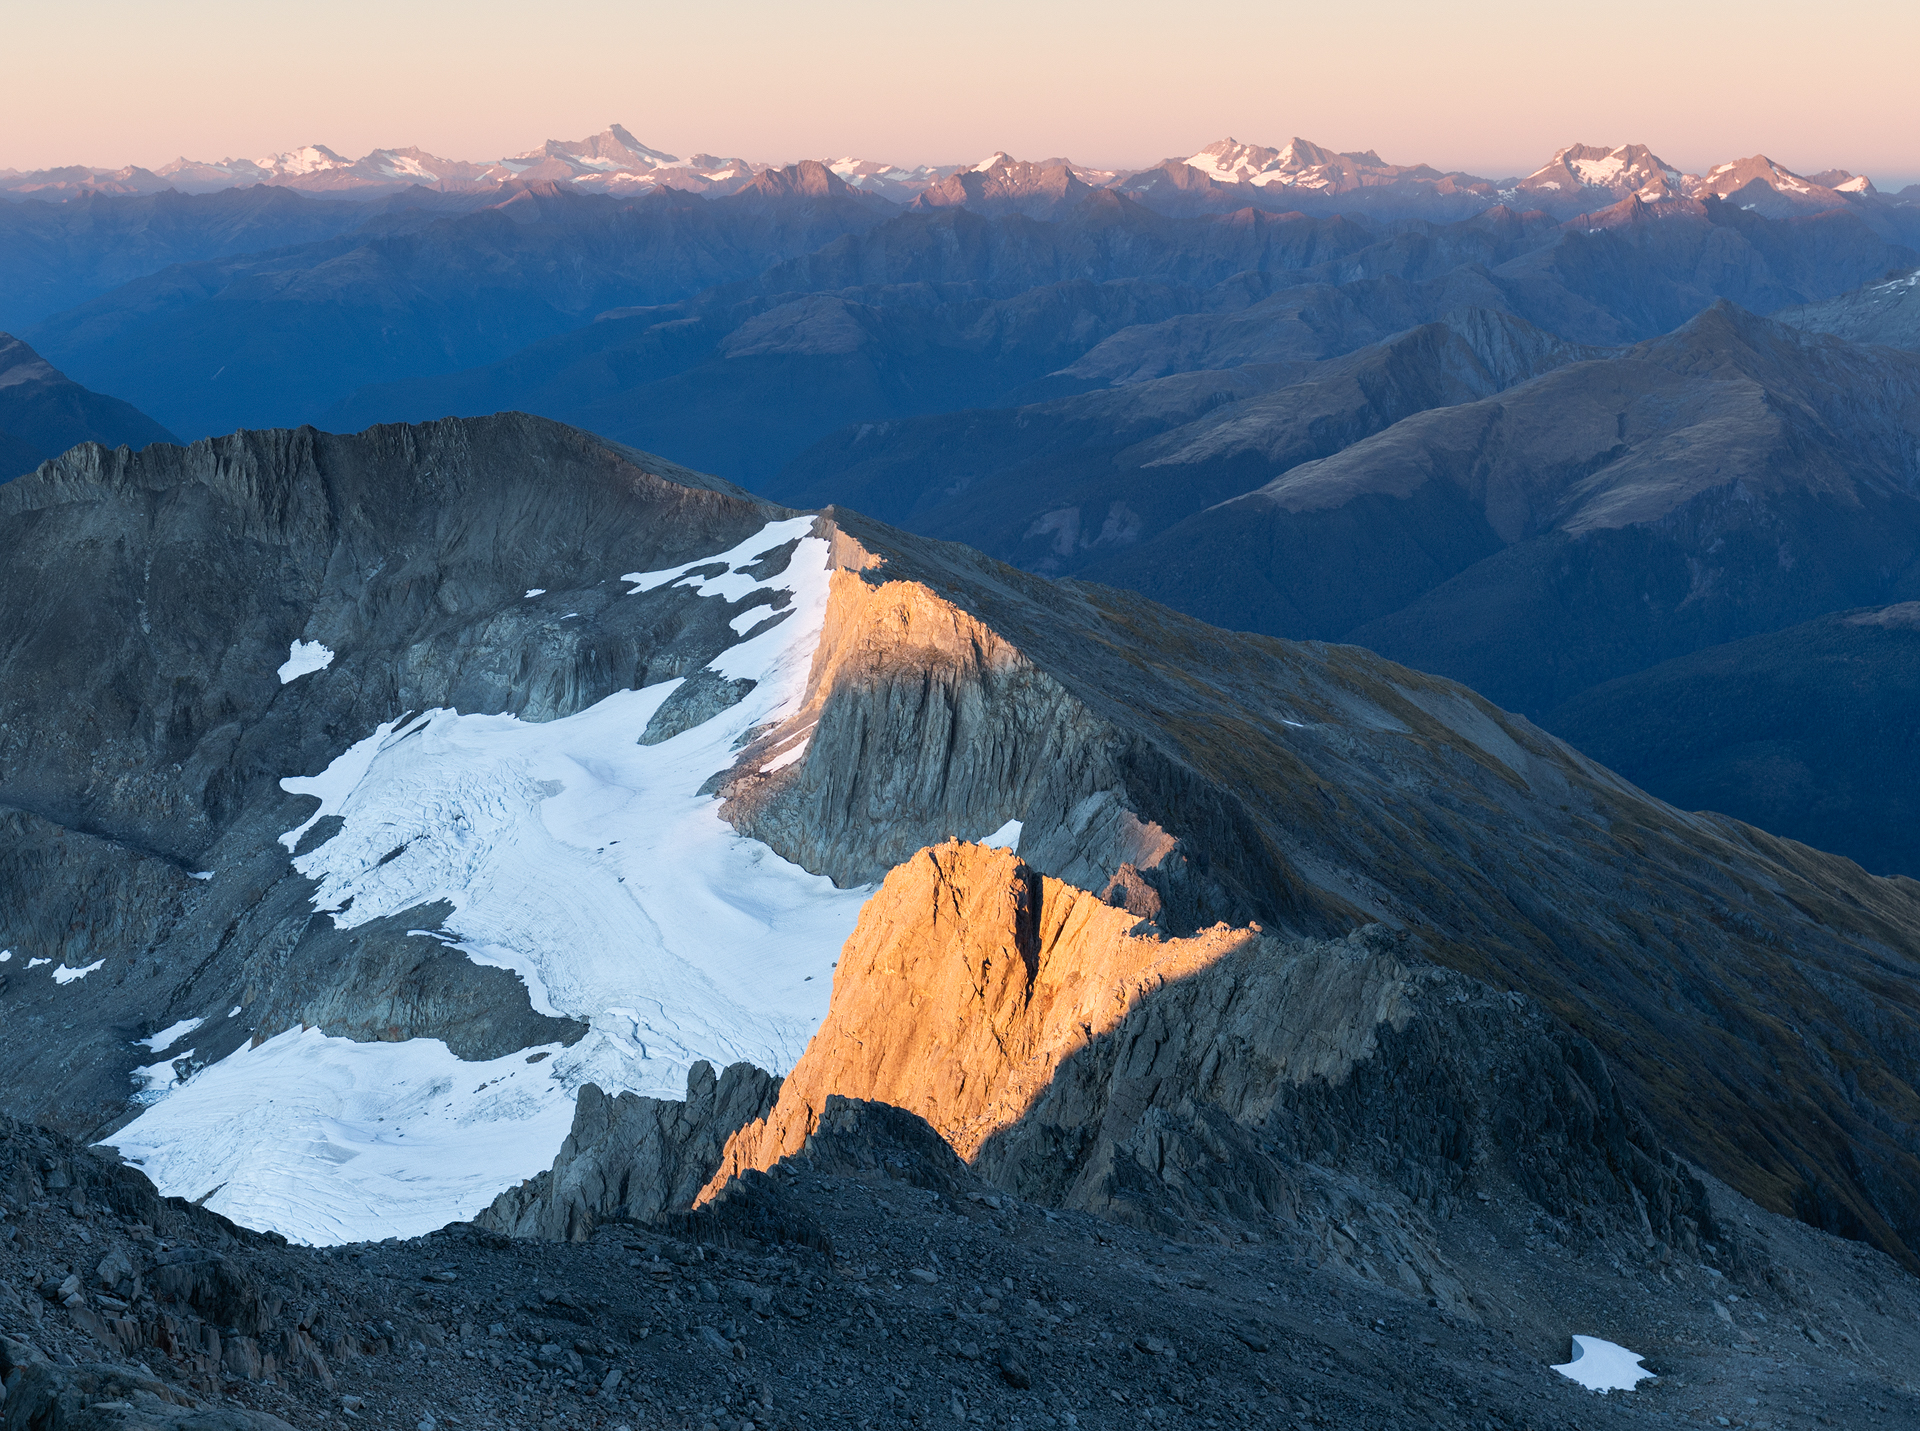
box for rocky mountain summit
[0,414,1917,1426]
[1,413,1917,1250]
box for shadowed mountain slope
[0,333,174,478]
[0,184,486,331]
[24,173,896,441]
[1545,603,1920,878]
[1080,304,1920,715]
[327,276,1226,484]
[1778,268,1920,351]
[318,202,1391,479]
[763,308,1600,567]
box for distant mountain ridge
[0,333,173,478]
[0,124,957,203]
[6,124,1912,227]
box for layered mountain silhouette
[0,184,486,331]
[768,307,1597,552]
[310,192,1911,485]
[0,333,172,477]
[22,167,894,440]
[1078,305,1920,714]
[1548,602,1920,877]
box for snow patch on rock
[1551,1336,1654,1393]
[137,1018,205,1053]
[113,1028,580,1244]
[980,819,1023,852]
[277,640,335,683]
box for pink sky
[8,0,1919,187]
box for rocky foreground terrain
[5,1085,1920,1431]
[5,846,1919,1430]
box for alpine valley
[1,124,1918,1431]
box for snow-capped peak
[523,123,680,171]
[1695,154,1827,200]
[1521,143,1681,196]
[252,144,351,177]
[1176,136,1396,193]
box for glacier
[109,518,871,1244]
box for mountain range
[6,128,1920,886]
[7,124,1914,222]
[0,124,969,204]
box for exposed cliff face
[477,1061,780,1243]
[717,513,1920,1268]
[701,842,1236,1178]
[717,572,1177,902]
[698,841,1713,1305]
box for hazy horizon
[7,0,1919,190]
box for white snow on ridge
[136,1017,205,1052]
[1551,1336,1654,1393]
[278,640,335,683]
[54,959,104,984]
[1570,154,1626,187]
[110,518,869,1244]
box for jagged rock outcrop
[735,509,1920,1270]
[0,1337,297,1431]
[0,1118,352,1416]
[476,1062,780,1242]
[703,842,1715,1282]
[3,413,1917,1270]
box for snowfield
[1551,1335,1654,1393]
[111,518,871,1244]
